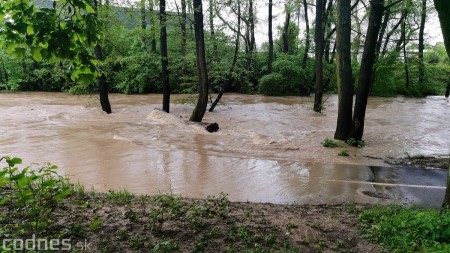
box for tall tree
[160,0,170,112]
[433,0,450,209]
[209,0,218,58]
[150,0,157,54]
[209,0,241,112]
[301,0,311,68]
[282,3,291,54]
[334,0,353,140]
[141,0,147,47]
[314,0,325,112]
[418,0,427,85]
[94,0,111,114]
[181,0,187,56]
[190,0,209,122]
[349,0,385,140]
[268,0,274,73]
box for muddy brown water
[0,92,449,205]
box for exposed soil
[0,191,384,253]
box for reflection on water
[0,92,448,204]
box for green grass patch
[322,138,338,148]
[359,205,450,252]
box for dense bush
[258,55,311,96]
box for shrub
[322,138,338,148]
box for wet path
[0,92,448,206]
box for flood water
[0,92,449,205]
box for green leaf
[31,47,43,61]
[11,158,22,165]
[27,25,34,35]
[85,4,95,14]
[0,197,11,206]
[18,177,30,188]
[14,47,26,60]
[5,42,16,54]
[54,189,72,201]
[42,179,55,187]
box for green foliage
[360,205,450,252]
[322,138,338,148]
[0,0,104,84]
[0,156,72,231]
[338,150,349,156]
[259,54,311,96]
[347,138,365,148]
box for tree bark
[160,0,170,112]
[141,0,147,47]
[181,0,187,56]
[209,0,217,58]
[401,10,410,89]
[350,0,385,140]
[334,0,353,140]
[314,0,325,112]
[433,0,450,208]
[268,0,274,73]
[282,4,291,54]
[249,0,256,51]
[418,0,427,85]
[190,0,209,122]
[301,0,310,68]
[93,0,111,114]
[150,0,157,54]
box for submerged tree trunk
[209,0,241,112]
[268,0,274,73]
[314,0,325,112]
[418,0,427,85]
[302,0,310,68]
[350,0,385,140]
[334,0,353,140]
[190,0,209,122]
[93,0,111,114]
[160,0,170,112]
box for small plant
[338,150,350,156]
[347,138,365,148]
[89,217,104,231]
[322,138,338,148]
[106,189,134,205]
[287,221,299,229]
[152,239,178,252]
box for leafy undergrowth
[359,205,450,252]
[1,157,382,252]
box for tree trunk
[209,0,217,58]
[190,0,209,122]
[181,0,187,56]
[401,9,410,88]
[302,0,310,68]
[160,0,170,112]
[282,4,291,54]
[350,0,385,141]
[314,0,325,112]
[418,0,427,86]
[93,0,111,114]
[141,0,147,47]
[444,162,450,209]
[334,0,353,140]
[249,0,256,51]
[352,9,362,63]
[434,0,450,55]
[268,0,274,73]
[381,12,406,57]
[209,0,241,112]
[150,0,157,54]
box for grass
[359,205,450,252]
[338,149,350,156]
[322,138,338,148]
